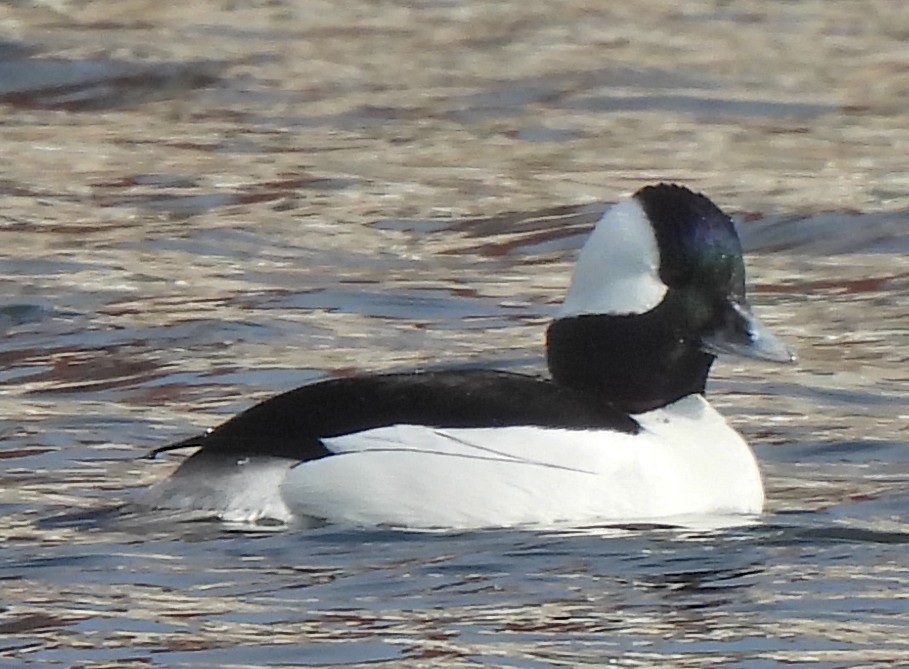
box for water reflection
[0,55,221,111]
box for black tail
[144,432,208,459]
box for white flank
[278,395,764,529]
[559,196,668,317]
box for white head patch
[558,196,668,317]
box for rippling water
[1,1,908,667]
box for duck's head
[547,183,794,413]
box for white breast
[279,395,764,529]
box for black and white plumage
[137,184,794,529]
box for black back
[153,369,640,460]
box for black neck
[545,306,714,414]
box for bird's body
[138,184,794,529]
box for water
[1,1,908,666]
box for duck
[137,183,795,529]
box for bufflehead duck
[138,184,794,529]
